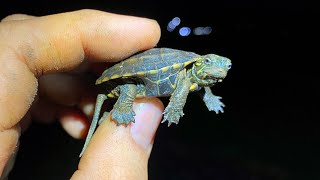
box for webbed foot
[162,106,184,126]
[205,95,225,114]
[111,107,136,125]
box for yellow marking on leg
[189,83,198,91]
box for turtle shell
[96,48,200,85]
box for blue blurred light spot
[171,17,181,26]
[203,26,212,35]
[167,17,182,32]
[193,27,204,35]
[179,27,191,36]
[167,21,176,32]
[193,26,213,35]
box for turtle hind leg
[79,94,107,157]
[111,84,137,125]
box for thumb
[71,97,164,180]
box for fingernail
[131,98,163,150]
[79,97,95,118]
[59,110,89,139]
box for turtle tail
[79,94,108,157]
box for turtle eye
[227,64,232,69]
[204,58,211,64]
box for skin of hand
[0,9,163,179]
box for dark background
[1,1,319,179]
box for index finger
[0,9,160,175]
[1,9,161,75]
[0,9,160,130]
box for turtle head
[191,54,232,87]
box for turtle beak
[206,69,227,82]
[206,68,227,80]
[204,75,224,84]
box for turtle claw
[111,108,136,125]
[213,105,224,114]
[162,107,184,126]
[206,95,225,114]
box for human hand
[0,9,163,179]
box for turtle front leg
[111,84,137,125]
[163,69,192,126]
[199,87,225,114]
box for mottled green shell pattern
[96,48,200,85]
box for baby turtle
[80,48,232,156]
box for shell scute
[96,48,200,84]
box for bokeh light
[193,26,213,35]
[179,27,191,36]
[167,17,181,32]
[171,17,181,26]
